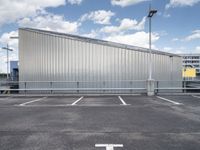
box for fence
[0,80,200,95]
[155,80,200,94]
[0,80,146,95]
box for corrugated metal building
[19,28,182,94]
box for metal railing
[155,80,200,94]
[0,80,146,95]
[1,80,200,95]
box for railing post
[77,82,79,93]
[157,81,159,94]
[50,82,53,94]
[147,79,155,96]
[184,80,187,93]
[182,80,186,93]
[24,82,26,95]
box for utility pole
[147,5,157,96]
[147,5,157,80]
[2,44,13,80]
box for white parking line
[95,144,123,150]
[118,96,129,105]
[19,97,47,106]
[0,97,10,101]
[71,96,84,105]
[156,96,183,105]
[192,95,200,99]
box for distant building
[10,61,19,81]
[181,54,200,76]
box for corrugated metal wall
[19,29,182,93]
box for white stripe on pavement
[95,144,123,150]
[118,96,129,105]
[71,96,84,105]
[19,97,47,106]
[156,96,183,105]
[0,97,10,101]
[192,95,200,99]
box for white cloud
[162,47,183,54]
[104,31,159,48]
[67,0,83,5]
[163,13,171,18]
[185,30,200,41]
[163,47,173,52]
[0,0,65,26]
[195,46,200,53]
[100,17,146,33]
[80,10,115,25]
[18,13,80,33]
[172,38,179,41]
[0,31,18,51]
[166,0,200,9]
[82,30,98,38]
[0,31,19,73]
[111,0,149,7]
[174,50,183,54]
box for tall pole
[147,5,157,80]
[2,44,13,80]
[149,7,152,80]
[147,5,157,96]
[7,44,9,79]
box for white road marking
[71,96,84,105]
[95,144,123,150]
[19,97,47,106]
[0,97,10,101]
[16,104,71,107]
[156,96,183,105]
[192,95,200,99]
[118,96,129,105]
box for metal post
[147,5,157,96]
[149,11,152,80]
[7,44,9,79]
[157,80,159,94]
[2,44,13,80]
[50,82,53,94]
[77,82,79,93]
[24,82,27,95]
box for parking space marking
[156,96,183,105]
[16,104,72,107]
[0,97,10,101]
[192,95,200,99]
[118,96,129,105]
[19,97,47,106]
[71,96,84,105]
[95,144,123,150]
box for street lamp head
[2,47,13,51]
[148,9,157,18]
[10,36,19,39]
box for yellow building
[182,67,196,78]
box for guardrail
[0,80,146,95]
[155,80,200,94]
[1,80,200,95]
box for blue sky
[0,0,200,73]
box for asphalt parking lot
[0,95,200,150]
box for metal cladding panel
[19,29,182,93]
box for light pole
[2,44,13,79]
[147,6,157,80]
